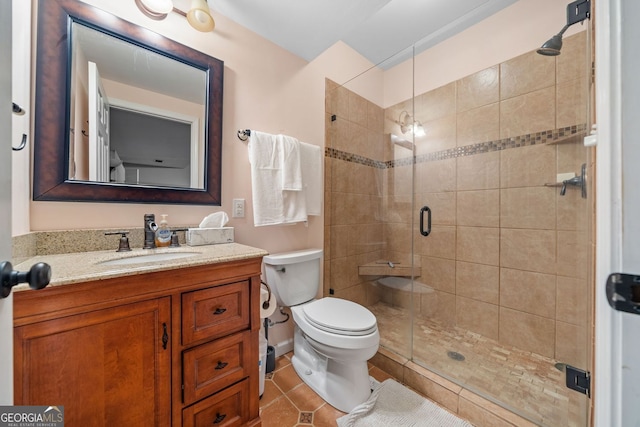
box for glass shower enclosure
[324,2,593,425]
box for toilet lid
[302,298,377,336]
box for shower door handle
[420,206,431,236]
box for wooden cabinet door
[14,298,172,427]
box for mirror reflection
[69,22,207,189]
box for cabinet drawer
[182,281,250,345]
[182,379,249,427]
[183,331,252,405]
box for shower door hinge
[566,365,591,397]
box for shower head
[537,27,567,56]
[537,0,590,56]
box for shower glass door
[324,46,417,361]
[407,2,593,426]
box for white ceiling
[205,0,520,69]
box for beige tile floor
[259,352,403,427]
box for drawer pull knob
[215,361,228,370]
[213,413,226,424]
[213,307,227,315]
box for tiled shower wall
[325,31,591,368]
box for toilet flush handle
[275,266,286,273]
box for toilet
[263,249,379,413]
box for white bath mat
[337,379,474,427]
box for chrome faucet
[143,214,157,249]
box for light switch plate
[232,198,245,218]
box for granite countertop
[12,243,268,291]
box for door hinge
[566,365,591,397]
[606,273,640,315]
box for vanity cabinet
[14,298,172,426]
[13,256,263,427]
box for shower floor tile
[369,301,588,427]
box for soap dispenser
[155,214,172,247]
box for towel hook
[237,129,251,141]
[13,134,27,151]
[12,102,25,116]
[12,102,27,151]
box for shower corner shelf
[358,261,420,278]
[544,131,587,145]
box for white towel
[278,134,307,223]
[282,190,308,224]
[248,131,284,226]
[248,131,308,226]
[300,141,323,215]
[277,134,302,191]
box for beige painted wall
[17,0,377,258]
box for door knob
[0,261,51,298]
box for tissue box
[186,227,234,246]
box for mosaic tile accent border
[326,124,588,169]
[324,149,388,169]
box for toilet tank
[263,249,323,306]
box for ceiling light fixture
[135,0,215,32]
[396,110,425,137]
[136,0,174,19]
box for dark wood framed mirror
[33,0,223,204]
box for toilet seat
[302,298,377,336]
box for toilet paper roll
[260,287,277,318]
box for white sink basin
[100,252,201,266]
